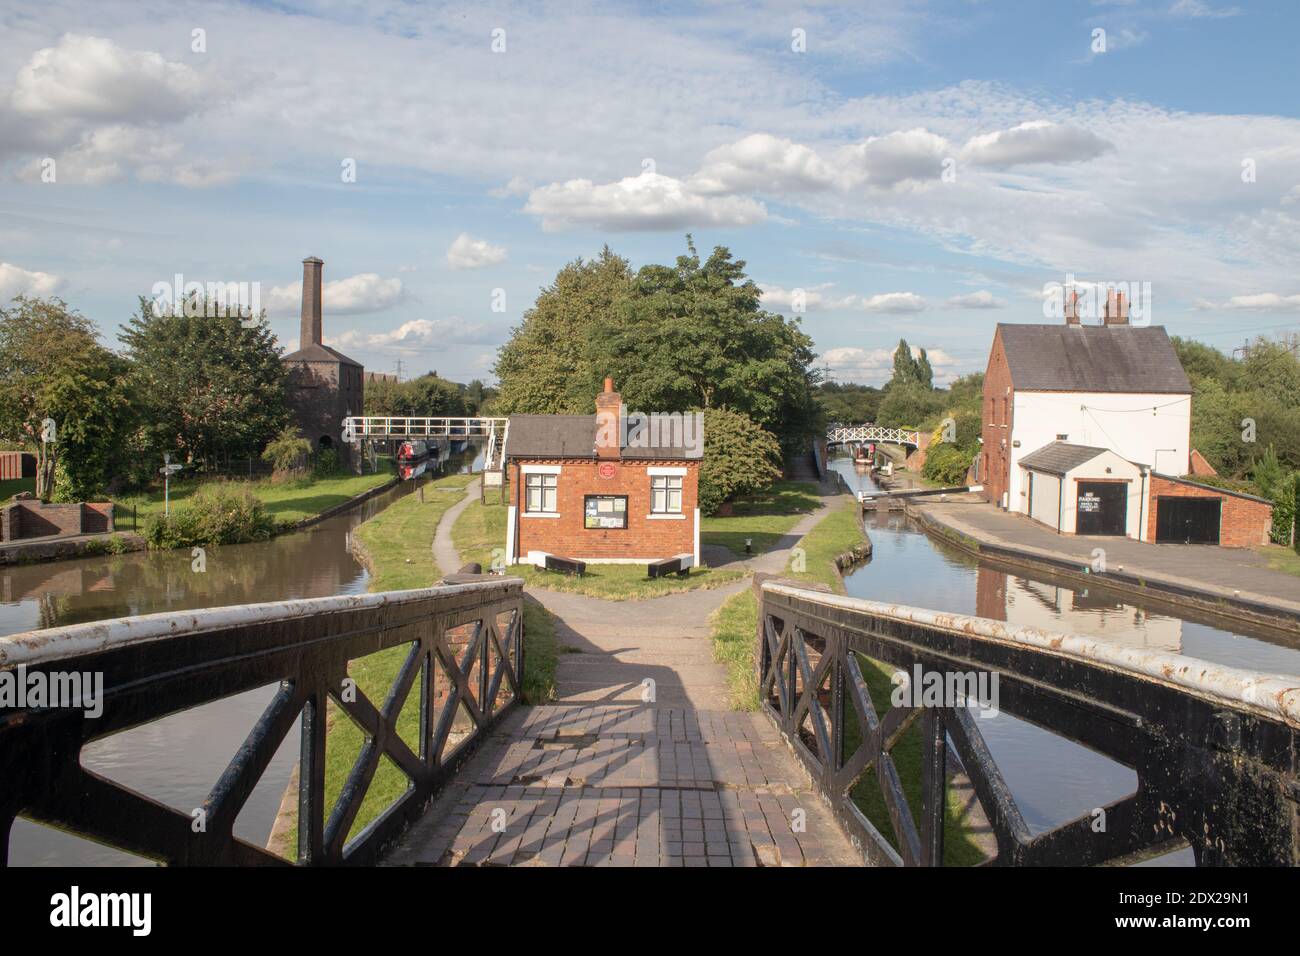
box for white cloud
[1202,293,1300,312]
[845,128,953,189]
[1170,0,1240,19]
[691,133,843,194]
[327,317,496,352]
[0,262,64,300]
[446,233,507,270]
[861,292,927,313]
[268,273,405,316]
[822,344,960,385]
[961,121,1113,167]
[946,290,1005,309]
[11,34,207,122]
[759,283,858,312]
[524,171,767,232]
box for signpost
[160,453,184,516]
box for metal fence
[755,575,1300,866]
[0,578,525,866]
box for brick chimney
[300,256,324,347]
[594,377,622,460]
[1103,289,1129,326]
[1064,290,1081,326]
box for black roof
[282,342,363,368]
[1018,442,1112,476]
[507,414,703,460]
[997,324,1191,394]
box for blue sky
[2,0,1298,386]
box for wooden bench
[542,554,585,576]
[647,553,694,579]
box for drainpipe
[1138,468,1148,542]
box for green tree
[596,237,820,456]
[493,247,633,414]
[916,348,934,389]
[0,296,135,500]
[119,296,289,471]
[876,382,946,428]
[891,339,921,387]
[698,407,783,516]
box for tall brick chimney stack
[1064,290,1081,326]
[300,257,324,347]
[594,377,622,460]
[1103,289,1129,326]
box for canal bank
[907,497,1300,638]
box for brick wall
[0,501,115,541]
[511,458,698,561]
[980,330,1014,507]
[1146,475,1272,548]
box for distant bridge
[343,416,509,470]
[826,423,921,449]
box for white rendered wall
[1008,392,1188,510]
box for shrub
[922,442,975,486]
[144,484,278,549]
[698,408,783,516]
[313,447,341,477]
[262,427,311,476]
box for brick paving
[382,704,862,867]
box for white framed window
[651,474,683,514]
[524,473,558,513]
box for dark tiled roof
[282,342,363,368]
[506,414,703,460]
[1018,442,1111,476]
[998,324,1191,394]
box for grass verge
[454,483,744,599]
[117,470,396,528]
[1259,543,1300,578]
[700,480,820,557]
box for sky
[2,0,1299,388]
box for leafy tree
[890,339,921,387]
[815,382,883,424]
[494,247,633,414]
[916,348,934,389]
[0,296,135,500]
[365,372,469,417]
[698,407,783,516]
[595,237,820,456]
[262,426,311,475]
[876,382,946,429]
[119,297,289,471]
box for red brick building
[504,380,702,566]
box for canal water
[2,454,479,866]
[830,455,1300,863]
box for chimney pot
[1065,290,1080,326]
[594,375,622,460]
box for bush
[698,408,783,516]
[262,427,311,476]
[144,484,278,549]
[922,442,975,485]
[313,447,341,477]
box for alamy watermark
[596,407,704,457]
[151,274,262,327]
[1042,273,1151,326]
[1,664,103,718]
[890,664,999,717]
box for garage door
[1155,497,1221,544]
[1076,482,1127,535]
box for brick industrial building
[979,290,1272,547]
[281,257,364,457]
[504,379,702,566]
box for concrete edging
[909,504,1300,638]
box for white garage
[1018,442,1146,539]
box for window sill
[522,512,561,519]
[646,513,686,520]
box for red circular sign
[598,462,617,479]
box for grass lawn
[115,470,396,529]
[280,472,557,859]
[453,483,744,599]
[700,480,820,557]
[1259,543,1300,578]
